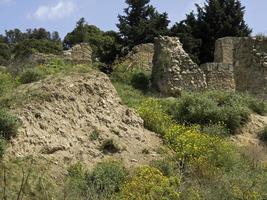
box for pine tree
[117,0,170,48]
[171,0,252,63]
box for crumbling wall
[152,36,206,96]
[122,43,154,72]
[63,43,92,64]
[201,62,235,91]
[234,38,267,99]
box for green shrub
[0,72,16,97]
[0,109,20,139]
[85,161,126,198]
[90,130,100,141]
[138,98,173,136]
[201,123,229,136]
[100,139,120,154]
[112,82,146,108]
[0,138,6,158]
[160,92,251,134]
[115,166,180,200]
[19,68,45,84]
[131,72,149,91]
[259,126,267,142]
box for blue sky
[0,0,266,38]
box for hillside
[5,71,161,173]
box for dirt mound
[231,114,267,162]
[5,71,161,172]
[119,43,154,72]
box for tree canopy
[171,0,252,63]
[117,0,170,48]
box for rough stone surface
[6,71,161,174]
[201,62,236,91]
[214,37,267,99]
[8,43,93,73]
[152,36,207,96]
[63,43,92,64]
[120,43,154,72]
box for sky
[0,0,267,38]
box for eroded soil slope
[5,72,161,171]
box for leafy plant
[100,139,120,154]
[115,166,180,200]
[0,109,20,139]
[85,161,126,198]
[19,68,45,84]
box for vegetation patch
[100,139,120,154]
[259,125,267,143]
[0,109,20,140]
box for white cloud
[31,1,76,20]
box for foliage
[112,82,146,108]
[259,126,267,143]
[131,72,149,91]
[117,0,170,48]
[0,157,59,200]
[0,109,20,140]
[171,0,252,63]
[90,130,100,141]
[164,125,235,170]
[137,98,173,136]
[160,91,254,134]
[14,39,63,58]
[115,166,180,200]
[0,137,6,158]
[64,18,123,64]
[19,68,45,84]
[0,42,11,65]
[100,139,120,154]
[0,71,17,96]
[85,161,127,199]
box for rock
[151,36,207,96]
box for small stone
[130,159,138,163]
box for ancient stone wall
[201,62,235,91]
[214,37,267,99]
[63,43,92,64]
[234,38,267,99]
[152,36,206,96]
[119,43,154,72]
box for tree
[170,12,202,64]
[171,0,252,63]
[117,0,170,48]
[64,18,123,64]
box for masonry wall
[201,62,235,91]
[214,37,267,100]
[152,36,206,96]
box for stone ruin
[120,43,154,72]
[8,43,93,73]
[63,43,92,64]
[151,36,207,96]
[214,37,267,100]
[152,36,267,100]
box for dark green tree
[170,12,202,64]
[64,18,123,64]
[117,0,170,48]
[171,0,252,63]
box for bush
[164,125,235,170]
[131,72,149,91]
[115,166,180,200]
[161,92,251,134]
[19,68,45,84]
[85,161,126,198]
[138,98,173,136]
[259,126,267,142]
[0,109,20,139]
[100,139,120,154]
[0,138,6,158]
[0,72,16,97]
